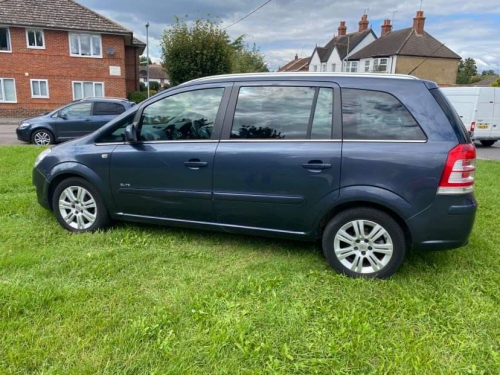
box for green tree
[491,77,500,87]
[140,56,152,65]
[456,58,478,84]
[230,36,268,73]
[482,69,495,76]
[161,17,233,86]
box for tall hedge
[161,17,233,86]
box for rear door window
[231,86,334,140]
[342,89,426,141]
[93,102,126,116]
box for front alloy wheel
[322,208,406,278]
[52,177,110,232]
[32,130,53,145]
[59,186,97,230]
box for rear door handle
[302,161,332,170]
[184,159,208,169]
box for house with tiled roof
[349,11,461,84]
[308,15,378,73]
[139,64,171,88]
[0,0,145,116]
[278,54,309,72]
[279,11,461,85]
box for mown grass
[0,145,499,374]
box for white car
[441,87,500,147]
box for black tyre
[31,129,54,145]
[480,140,496,147]
[52,177,111,233]
[322,207,406,279]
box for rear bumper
[406,194,477,251]
[32,168,51,210]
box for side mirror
[59,112,68,120]
[125,124,138,143]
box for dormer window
[26,29,45,49]
[69,33,102,58]
[0,28,11,52]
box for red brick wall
[0,27,139,117]
[125,46,140,93]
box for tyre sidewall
[322,208,406,279]
[52,177,109,233]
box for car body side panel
[340,141,457,217]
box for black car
[16,98,135,145]
[32,73,477,278]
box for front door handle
[184,159,208,169]
[302,161,332,170]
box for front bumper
[16,127,31,142]
[32,168,51,210]
[406,194,477,251]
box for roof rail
[186,72,420,83]
[82,96,129,101]
[186,72,420,85]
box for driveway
[1,123,500,160]
[0,124,24,145]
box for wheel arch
[313,186,414,247]
[31,127,55,143]
[46,162,115,213]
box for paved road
[1,124,500,160]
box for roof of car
[181,72,420,87]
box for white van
[441,87,500,147]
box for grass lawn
[1,146,499,374]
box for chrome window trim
[221,139,342,142]
[94,140,218,146]
[343,139,427,143]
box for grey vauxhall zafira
[32,73,477,278]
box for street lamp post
[146,22,150,98]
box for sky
[79,0,500,73]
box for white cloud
[81,0,500,72]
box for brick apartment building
[0,0,145,117]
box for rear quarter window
[342,89,426,141]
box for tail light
[437,144,476,195]
[470,122,476,132]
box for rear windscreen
[430,88,472,144]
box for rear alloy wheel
[32,130,54,145]
[480,140,496,147]
[322,208,406,278]
[52,177,110,233]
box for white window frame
[30,79,50,98]
[0,78,17,103]
[0,27,12,53]
[364,60,370,72]
[69,33,102,58]
[313,65,318,72]
[26,29,45,49]
[374,58,389,72]
[346,61,358,73]
[331,64,336,72]
[321,63,326,72]
[72,81,105,100]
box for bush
[149,81,160,91]
[139,81,146,92]
[127,90,158,104]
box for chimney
[294,53,298,60]
[413,10,426,35]
[338,21,347,36]
[358,14,369,32]
[381,19,392,37]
